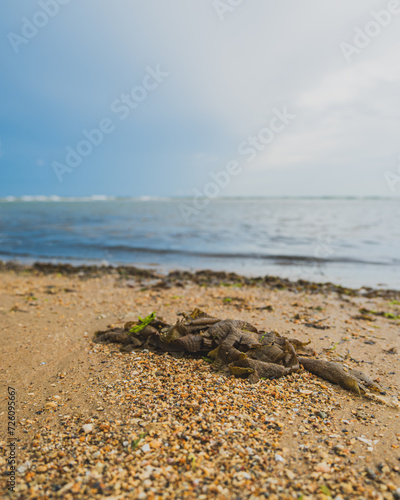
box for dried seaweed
[94,308,387,400]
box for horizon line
[0,194,399,201]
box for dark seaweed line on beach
[1,260,399,300]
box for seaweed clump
[94,309,385,397]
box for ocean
[0,196,399,290]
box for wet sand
[0,263,399,499]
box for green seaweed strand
[129,312,156,334]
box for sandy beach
[1,262,400,499]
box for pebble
[82,423,93,434]
[315,461,331,473]
[365,467,377,480]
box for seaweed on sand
[94,309,390,401]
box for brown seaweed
[298,357,385,395]
[94,309,385,398]
[229,357,289,380]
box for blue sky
[1,0,399,197]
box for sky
[0,0,400,197]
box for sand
[0,263,399,499]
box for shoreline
[1,259,400,300]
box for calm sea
[0,197,399,289]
